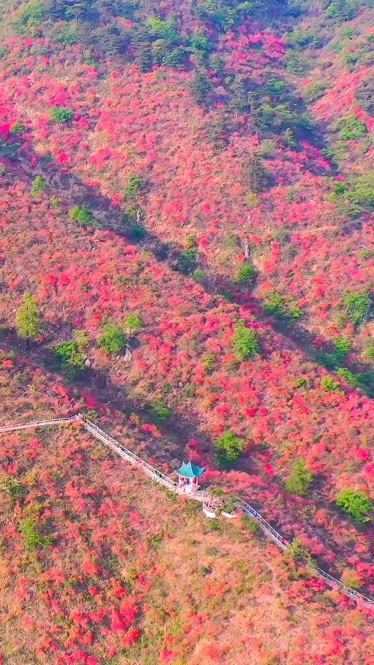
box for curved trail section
[0,414,373,610]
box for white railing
[0,416,76,433]
[235,497,374,607]
[0,413,373,608]
[236,498,290,551]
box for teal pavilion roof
[176,461,205,479]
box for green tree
[175,247,198,275]
[190,70,212,106]
[346,173,374,212]
[20,516,53,551]
[16,293,41,348]
[123,174,145,199]
[334,115,367,141]
[230,75,249,113]
[52,340,87,379]
[17,0,45,27]
[233,321,260,360]
[31,176,46,197]
[0,476,27,503]
[234,263,255,285]
[69,206,95,226]
[98,324,126,354]
[214,431,245,467]
[325,0,359,21]
[287,538,314,566]
[50,107,73,123]
[336,489,371,523]
[285,460,314,496]
[264,291,303,320]
[344,291,371,326]
[320,376,342,393]
[152,401,171,421]
[125,314,142,334]
[245,154,271,194]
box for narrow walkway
[0,414,373,609]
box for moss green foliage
[284,128,297,147]
[125,314,142,334]
[320,375,342,393]
[175,247,198,275]
[19,516,53,551]
[345,174,374,212]
[234,263,255,285]
[303,80,329,103]
[10,121,25,134]
[287,538,313,565]
[317,338,350,374]
[191,28,214,64]
[31,176,46,197]
[98,324,126,354]
[214,431,245,466]
[146,15,180,41]
[15,293,41,344]
[221,495,238,514]
[74,329,89,348]
[69,206,95,226]
[123,174,145,199]
[192,269,206,282]
[336,489,371,523]
[264,291,303,321]
[325,0,360,21]
[52,331,88,378]
[333,337,350,363]
[344,291,371,326]
[241,514,260,535]
[334,365,372,395]
[202,354,215,373]
[50,106,73,123]
[341,569,362,590]
[17,0,45,27]
[233,321,260,360]
[334,115,367,141]
[152,401,171,420]
[251,75,313,130]
[57,24,78,45]
[285,460,314,496]
[0,476,27,502]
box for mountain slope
[0,354,373,664]
[0,0,373,653]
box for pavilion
[176,461,205,494]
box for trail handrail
[236,497,374,607]
[0,416,76,433]
[0,413,373,608]
[80,415,178,491]
[236,497,290,550]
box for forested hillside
[0,1,373,663]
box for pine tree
[230,76,248,113]
[245,153,271,194]
[190,70,211,106]
[16,293,41,348]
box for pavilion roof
[176,461,205,479]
